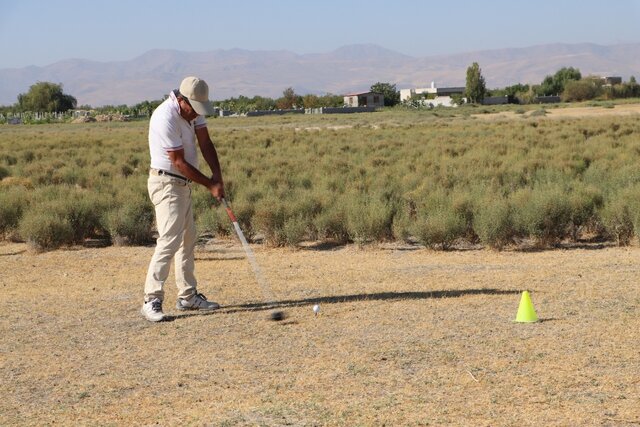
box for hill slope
[1,43,639,106]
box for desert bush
[567,185,604,239]
[252,197,288,246]
[105,189,154,246]
[17,186,107,250]
[223,198,254,237]
[196,206,227,238]
[473,195,514,249]
[0,154,17,166]
[344,192,394,245]
[19,209,74,251]
[597,185,640,245]
[562,80,601,102]
[0,186,28,238]
[66,193,109,241]
[391,199,414,242]
[313,201,350,243]
[249,189,324,246]
[5,113,640,250]
[0,166,9,180]
[450,189,476,240]
[52,165,89,187]
[510,186,573,245]
[599,196,634,245]
[413,206,466,249]
[529,109,547,117]
[281,214,309,246]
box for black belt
[150,169,191,183]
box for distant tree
[302,94,321,109]
[450,93,465,106]
[213,95,275,113]
[604,79,640,99]
[252,95,276,111]
[537,67,582,96]
[318,94,344,107]
[132,100,162,116]
[626,79,640,98]
[562,79,601,102]
[504,83,530,98]
[275,87,302,109]
[17,82,77,112]
[465,62,486,104]
[370,82,400,106]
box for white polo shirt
[148,90,207,175]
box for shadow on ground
[0,249,26,256]
[165,288,521,321]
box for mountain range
[1,42,640,107]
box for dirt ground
[474,103,640,121]
[1,239,639,426]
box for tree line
[2,64,640,118]
[467,64,640,104]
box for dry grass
[473,103,640,121]
[1,239,639,426]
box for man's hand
[208,181,225,201]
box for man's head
[178,76,215,116]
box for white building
[400,82,466,107]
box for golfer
[141,76,224,322]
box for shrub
[197,206,226,237]
[253,196,298,246]
[69,199,106,241]
[281,214,309,246]
[450,189,476,241]
[599,185,640,245]
[0,186,28,238]
[529,109,547,117]
[105,190,155,246]
[391,200,413,242]
[562,80,601,102]
[473,195,514,249]
[345,193,394,245]
[221,198,253,238]
[7,113,640,250]
[567,185,603,239]
[511,186,573,245]
[413,206,466,249]
[313,202,349,243]
[0,166,9,180]
[600,197,634,245]
[17,186,107,250]
[19,207,74,251]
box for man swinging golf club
[141,76,224,322]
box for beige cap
[179,76,215,116]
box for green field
[2,106,640,250]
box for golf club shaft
[221,198,277,308]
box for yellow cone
[515,291,538,323]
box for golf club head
[270,311,286,321]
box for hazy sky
[2,0,640,69]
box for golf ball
[313,304,320,314]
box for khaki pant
[144,174,197,301]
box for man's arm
[195,126,224,185]
[168,148,224,200]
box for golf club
[221,198,285,321]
